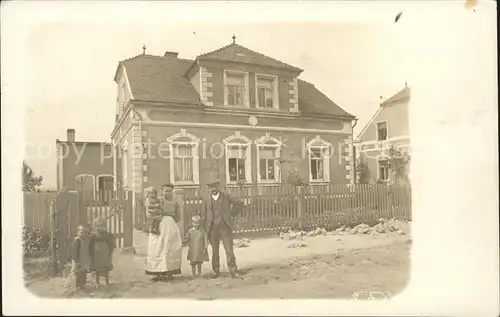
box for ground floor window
[378,159,389,181]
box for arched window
[223,131,252,184]
[255,133,283,183]
[166,129,200,185]
[76,174,96,198]
[307,136,332,183]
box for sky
[23,21,406,189]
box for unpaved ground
[26,232,410,299]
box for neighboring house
[355,85,411,183]
[56,129,114,199]
[111,37,357,212]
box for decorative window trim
[75,174,96,199]
[306,135,332,183]
[254,133,282,184]
[376,120,388,141]
[223,131,252,185]
[254,73,279,110]
[223,70,250,108]
[166,129,200,186]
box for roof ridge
[197,42,302,71]
[120,54,194,64]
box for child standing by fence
[68,225,90,291]
[89,218,115,288]
[183,215,209,278]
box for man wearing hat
[200,179,243,278]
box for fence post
[49,201,59,276]
[173,188,186,239]
[297,185,305,229]
[123,191,134,249]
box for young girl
[145,187,163,235]
[183,215,209,278]
[89,218,115,288]
[70,225,89,291]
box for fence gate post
[297,185,305,229]
[123,192,134,249]
[173,189,186,238]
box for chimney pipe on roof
[67,129,75,142]
[164,51,179,58]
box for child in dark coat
[89,218,115,288]
[183,215,209,278]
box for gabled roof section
[298,79,355,118]
[356,85,411,139]
[381,86,410,107]
[197,43,303,73]
[114,54,202,105]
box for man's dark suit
[200,191,243,275]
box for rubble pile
[234,238,251,248]
[279,218,411,242]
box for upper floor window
[256,74,278,109]
[224,71,249,107]
[377,121,387,141]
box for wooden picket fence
[182,183,411,235]
[22,192,56,233]
[45,189,133,273]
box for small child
[183,215,209,278]
[89,218,115,288]
[70,225,89,291]
[145,187,163,235]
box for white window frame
[223,70,250,108]
[166,129,200,186]
[121,141,128,189]
[376,121,388,141]
[255,73,279,110]
[75,174,96,199]
[377,158,389,182]
[255,133,282,184]
[307,136,331,183]
[96,174,114,192]
[223,132,252,185]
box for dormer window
[255,74,278,109]
[224,70,249,107]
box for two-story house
[56,129,114,199]
[355,85,411,183]
[111,37,357,214]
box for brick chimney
[164,51,179,59]
[67,129,75,142]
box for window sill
[309,181,331,185]
[226,183,252,188]
[256,182,281,186]
[172,183,200,188]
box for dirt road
[26,232,410,299]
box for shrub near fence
[182,184,411,235]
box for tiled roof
[118,55,353,118]
[118,55,203,105]
[298,80,355,118]
[381,86,410,106]
[197,43,303,73]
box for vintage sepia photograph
[2,1,498,315]
[21,21,412,300]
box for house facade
[111,38,357,212]
[56,129,114,198]
[355,85,411,183]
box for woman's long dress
[145,200,182,276]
